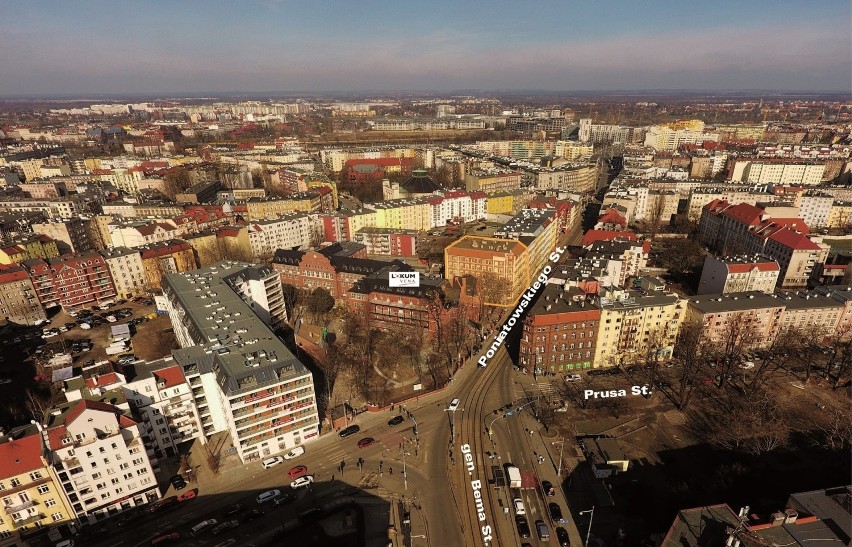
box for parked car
[338,425,360,438]
[256,489,281,504]
[150,532,180,545]
[541,480,556,496]
[290,475,314,489]
[150,496,178,512]
[190,519,218,537]
[556,527,570,546]
[242,509,264,522]
[288,465,308,479]
[177,488,197,502]
[211,520,239,536]
[387,415,404,426]
[549,502,567,524]
[262,456,284,469]
[283,446,305,459]
[565,374,582,382]
[448,398,460,411]
[739,361,755,369]
[273,492,295,506]
[535,520,550,540]
[513,497,526,515]
[170,475,187,490]
[357,437,376,449]
[515,515,531,538]
[0,379,12,385]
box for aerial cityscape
[0,2,850,547]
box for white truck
[106,341,130,355]
[505,465,522,489]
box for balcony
[13,513,45,529]
[5,499,37,515]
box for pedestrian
[332,474,335,481]
[389,467,393,475]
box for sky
[2,0,850,96]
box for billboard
[389,271,420,287]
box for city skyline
[2,0,851,96]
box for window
[51,512,63,522]
[29,471,43,480]
[91,472,101,479]
[111,478,119,485]
[9,479,20,487]
[45,499,56,508]
[37,485,50,494]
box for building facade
[697,255,781,294]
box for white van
[190,519,217,536]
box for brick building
[23,252,116,311]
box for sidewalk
[514,371,586,546]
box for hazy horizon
[3,0,851,96]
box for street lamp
[580,506,595,547]
[552,438,565,477]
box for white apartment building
[247,214,319,259]
[697,255,781,294]
[798,193,835,228]
[109,219,192,249]
[775,291,844,336]
[100,247,146,299]
[644,125,719,151]
[44,400,160,523]
[427,190,487,226]
[578,119,635,144]
[730,160,826,186]
[163,262,317,463]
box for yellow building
[245,194,320,220]
[371,198,431,232]
[0,235,60,265]
[486,189,535,216]
[826,201,852,228]
[0,428,76,547]
[305,178,339,209]
[444,236,530,307]
[216,226,252,261]
[593,287,685,368]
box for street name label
[461,444,493,544]
[584,385,652,399]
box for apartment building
[444,236,529,307]
[18,181,68,199]
[317,209,378,243]
[594,287,684,368]
[99,247,145,300]
[644,124,718,151]
[272,244,399,301]
[44,400,160,523]
[815,285,852,338]
[697,255,780,294]
[826,201,852,228]
[775,291,844,338]
[0,197,89,220]
[578,119,636,144]
[730,159,826,185]
[0,265,46,325]
[464,169,522,194]
[163,262,318,463]
[494,208,559,276]
[23,252,116,311]
[32,218,94,254]
[486,189,536,216]
[684,291,785,351]
[798,192,835,228]
[686,186,770,221]
[0,234,60,265]
[244,191,329,221]
[353,227,418,256]
[583,239,650,287]
[0,427,76,547]
[247,214,319,259]
[698,201,829,288]
[108,219,192,249]
[369,199,431,232]
[519,285,601,373]
[139,240,197,291]
[426,190,487,226]
[527,164,597,194]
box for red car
[357,437,376,449]
[177,488,198,502]
[288,465,308,479]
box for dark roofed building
[401,169,441,195]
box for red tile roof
[582,229,637,247]
[153,366,185,389]
[0,433,43,479]
[597,208,627,226]
[722,203,765,226]
[727,262,780,273]
[84,373,120,389]
[767,228,822,251]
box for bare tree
[281,284,303,325]
[25,387,61,424]
[643,193,666,241]
[671,323,709,410]
[710,312,761,388]
[812,406,852,451]
[161,169,192,201]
